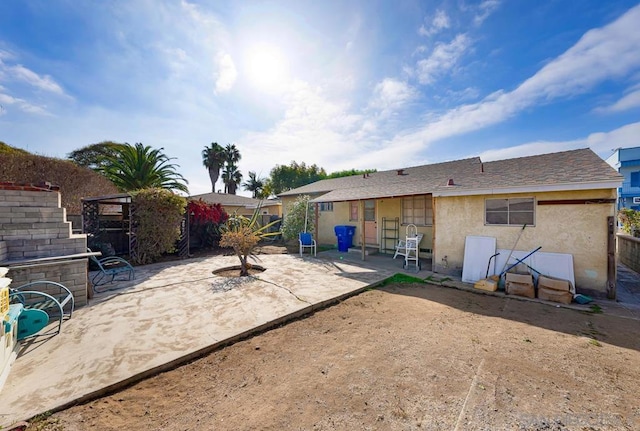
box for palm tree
[202,142,225,192]
[222,164,243,195]
[242,171,265,198]
[221,143,242,194]
[223,143,241,167]
[100,143,189,194]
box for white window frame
[401,195,433,226]
[318,202,334,212]
[485,197,535,226]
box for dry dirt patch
[33,283,640,431]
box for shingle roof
[279,149,622,203]
[190,192,280,207]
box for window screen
[485,198,534,225]
[402,196,433,226]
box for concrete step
[347,246,379,256]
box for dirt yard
[31,283,640,431]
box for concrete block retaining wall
[617,233,640,274]
[7,260,88,307]
[0,183,89,307]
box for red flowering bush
[188,199,228,224]
[187,199,229,248]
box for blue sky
[1,0,640,196]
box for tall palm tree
[202,142,225,192]
[242,171,265,198]
[221,143,242,194]
[222,164,243,195]
[100,143,189,194]
[223,143,241,167]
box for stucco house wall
[316,202,351,246]
[432,189,616,295]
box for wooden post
[607,215,616,299]
[431,195,436,272]
[314,203,319,242]
[361,200,366,261]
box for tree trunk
[208,165,220,192]
[239,254,249,276]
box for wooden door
[364,200,377,245]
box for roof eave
[433,180,622,197]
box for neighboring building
[190,192,282,218]
[605,147,640,210]
[279,148,622,297]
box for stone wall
[7,260,87,303]
[0,182,89,307]
[617,233,640,274]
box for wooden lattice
[81,200,100,241]
[178,213,190,258]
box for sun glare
[244,44,289,91]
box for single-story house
[279,148,623,298]
[190,192,282,218]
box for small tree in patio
[219,208,281,276]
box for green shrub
[281,195,315,240]
[131,188,187,265]
[618,208,640,237]
[0,150,119,214]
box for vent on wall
[633,197,640,204]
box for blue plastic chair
[299,232,317,257]
[88,248,135,291]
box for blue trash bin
[334,225,356,252]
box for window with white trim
[402,196,433,226]
[485,198,534,226]
[318,202,333,212]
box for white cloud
[213,52,237,94]
[369,78,416,117]
[416,34,470,85]
[514,6,640,101]
[478,122,640,161]
[239,5,640,177]
[8,64,65,95]
[418,9,450,37]
[0,91,50,116]
[595,83,640,113]
[473,0,500,25]
[0,48,67,116]
[393,4,640,150]
[240,80,373,175]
